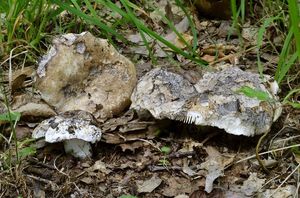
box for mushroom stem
[63,139,92,159]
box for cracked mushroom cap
[131,67,281,136]
[32,111,101,143]
[130,68,198,120]
[186,67,281,136]
[36,32,137,121]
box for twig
[235,143,300,164]
[268,126,288,151]
[25,174,59,191]
[201,131,219,144]
[294,169,299,198]
[148,165,181,171]
[53,154,70,178]
[272,134,300,144]
[258,174,281,192]
[0,191,6,198]
[27,158,56,170]
[256,131,270,174]
[169,151,195,158]
[0,49,28,66]
[209,45,257,66]
[268,163,300,198]
[137,138,161,152]
[75,171,86,178]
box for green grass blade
[0,111,21,122]
[240,0,245,23]
[83,0,98,18]
[70,0,82,10]
[18,146,36,160]
[257,16,280,77]
[120,0,207,65]
[237,86,272,101]
[102,0,206,65]
[283,88,300,108]
[288,0,300,63]
[276,52,297,84]
[159,12,194,54]
[175,0,198,52]
[119,0,155,61]
[51,0,125,41]
[275,28,293,83]
[230,0,237,22]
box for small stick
[235,143,300,164]
[25,174,59,191]
[148,165,181,172]
[256,131,271,174]
[27,158,56,170]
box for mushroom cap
[32,111,101,143]
[130,68,197,120]
[36,32,137,121]
[131,67,281,136]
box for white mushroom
[131,67,281,136]
[32,111,101,159]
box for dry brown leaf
[136,175,162,193]
[16,126,32,140]
[174,33,193,49]
[11,66,35,93]
[86,160,112,175]
[241,173,265,196]
[80,177,93,184]
[119,141,146,152]
[162,177,192,197]
[201,54,216,63]
[200,146,234,193]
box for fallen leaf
[16,126,32,140]
[201,54,216,63]
[260,185,297,198]
[182,160,197,177]
[174,195,189,198]
[87,160,111,175]
[119,141,146,152]
[80,177,93,184]
[164,17,190,43]
[241,173,265,196]
[178,139,203,153]
[190,188,225,198]
[218,21,238,38]
[127,33,153,44]
[162,176,192,197]
[200,146,234,193]
[242,25,259,46]
[174,33,193,49]
[137,175,162,193]
[33,180,46,198]
[10,66,35,93]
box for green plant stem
[256,130,270,174]
[288,0,300,63]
